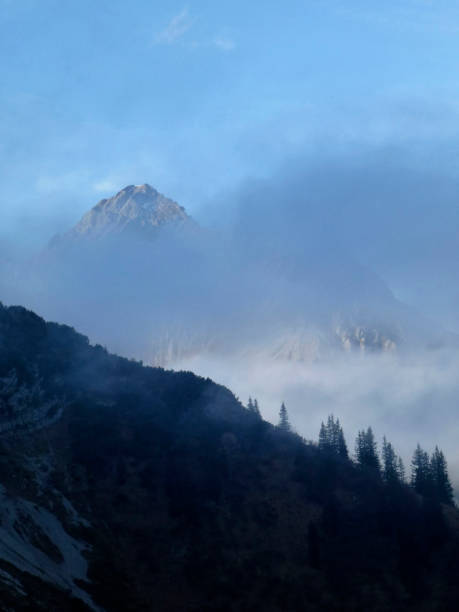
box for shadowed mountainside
[0,303,458,611]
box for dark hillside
[0,303,458,611]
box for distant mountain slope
[0,303,459,611]
[4,183,455,369]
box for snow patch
[0,485,100,611]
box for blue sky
[2,0,459,247]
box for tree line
[246,398,455,506]
[317,415,454,504]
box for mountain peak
[64,184,192,242]
[115,183,157,197]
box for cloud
[153,9,234,52]
[212,36,235,52]
[93,179,121,194]
[173,348,459,492]
[154,8,193,45]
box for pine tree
[327,415,338,453]
[355,427,380,472]
[318,421,328,452]
[355,430,365,464]
[335,419,348,459]
[411,444,432,497]
[430,446,454,505]
[318,416,348,458]
[397,456,406,483]
[382,436,399,483]
[278,402,291,432]
[247,397,261,418]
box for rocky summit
[59,184,192,242]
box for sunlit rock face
[148,324,399,367]
[51,184,194,244]
[335,325,397,353]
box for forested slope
[0,303,457,611]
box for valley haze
[2,178,459,491]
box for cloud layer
[154,9,193,45]
[173,348,459,491]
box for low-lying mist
[172,348,459,490]
[2,143,459,484]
